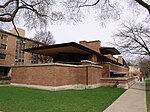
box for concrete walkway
[104,81,147,112]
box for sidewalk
[104,81,147,112]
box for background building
[129,66,141,76]
[0,28,45,76]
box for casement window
[1,35,8,41]
[0,53,6,59]
[15,38,25,65]
[0,44,7,50]
[31,53,38,64]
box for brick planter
[100,77,136,89]
[0,80,10,85]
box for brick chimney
[10,28,25,37]
[79,40,101,53]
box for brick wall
[99,62,128,77]
[100,77,136,89]
[110,63,128,74]
[88,66,102,85]
[99,63,110,78]
[11,63,133,90]
[11,63,103,87]
[0,33,16,66]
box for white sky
[50,19,118,46]
[25,16,119,47]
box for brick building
[0,28,45,76]
[11,40,134,90]
[22,40,129,77]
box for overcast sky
[25,15,120,47]
[50,19,118,46]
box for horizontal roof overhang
[100,47,121,55]
[23,42,125,66]
[23,42,100,56]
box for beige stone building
[129,66,141,76]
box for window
[0,44,7,50]
[15,38,25,64]
[31,53,38,64]
[32,43,39,48]
[0,53,6,59]
[1,35,8,41]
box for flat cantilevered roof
[23,42,124,66]
[100,47,121,55]
[23,42,100,56]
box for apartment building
[0,28,45,76]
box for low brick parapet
[100,77,136,89]
[11,63,103,90]
[0,80,10,85]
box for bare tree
[62,0,150,25]
[0,0,64,34]
[138,58,150,77]
[32,30,55,63]
[33,30,55,45]
[0,0,150,31]
[63,0,150,13]
[113,21,150,56]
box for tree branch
[0,0,15,8]
[114,21,150,56]
[134,0,150,13]
[12,20,19,36]
[79,0,100,7]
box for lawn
[0,86,125,112]
[146,79,150,112]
